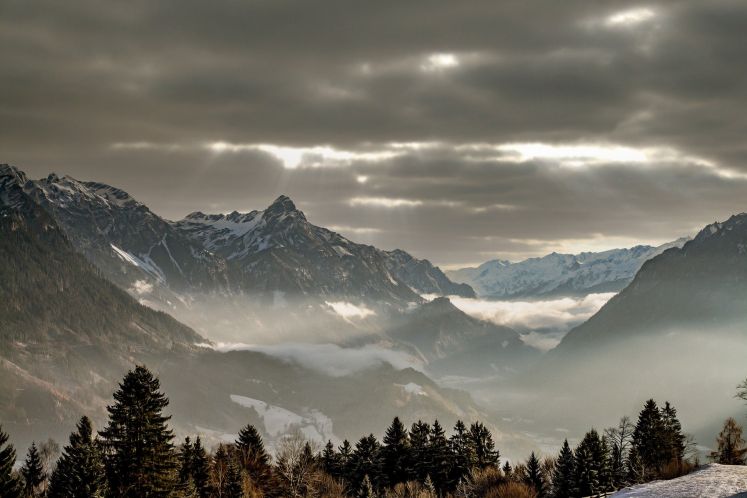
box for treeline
[1,366,746,498]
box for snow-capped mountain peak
[448,239,689,299]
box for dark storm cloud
[2,0,747,265]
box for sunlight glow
[349,197,423,208]
[606,7,656,27]
[421,53,460,72]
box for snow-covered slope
[447,241,688,299]
[612,464,747,497]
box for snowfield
[612,464,747,497]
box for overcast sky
[2,1,747,267]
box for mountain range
[447,240,689,299]
[0,164,511,454]
[5,161,747,461]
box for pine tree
[321,441,341,478]
[502,461,513,480]
[449,421,472,486]
[235,424,273,494]
[211,444,243,498]
[525,452,544,497]
[99,365,177,497]
[0,426,22,498]
[597,436,613,493]
[551,440,575,498]
[47,416,105,498]
[224,458,244,498]
[236,425,270,468]
[428,420,452,493]
[338,440,354,484]
[191,437,211,498]
[710,417,747,465]
[351,435,381,492]
[178,437,195,490]
[660,402,686,465]
[21,442,45,497]
[574,432,601,498]
[381,417,411,488]
[468,422,499,469]
[409,421,431,482]
[631,399,666,477]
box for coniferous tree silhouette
[551,440,575,498]
[21,442,45,497]
[47,416,104,498]
[525,452,544,497]
[0,426,22,498]
[381,417,411,488]
[631,399,666,477]
[99,365,177,497]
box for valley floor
[612,464,747,498]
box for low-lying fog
[183,293,745,461]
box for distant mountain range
[447,240,688,299]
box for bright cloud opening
[605,7,656,27]
[421,53,460,72]
[349,197,423,208]
[206,142,399,169]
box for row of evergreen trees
[1,366,746,498]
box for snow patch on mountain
[325,301,375,320]
[229,394,335,443]
[448,240,688,299]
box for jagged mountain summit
[0,165,471,313]
[447,240,688,299]
[175,195,474,301]
[0,164,475,343]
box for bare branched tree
[275,429,320,498]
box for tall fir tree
[381,417,411,487]
[524,452,544,497]
[178,437,195,490]
[427,420,452,493]
[551,440,575,498]
[21,442,45,497]
[321,441,341,478]
[408,421,431,483]
[660,402,686,465]
[47,416,105,498]
[191,437,211,498]
[99,365,177,497]
[710,417,747,465]
[449,421,472,486]
[631,399,666,477]
[0,425,22,498]
[211,444,243,498]
[468,422,499,469]
[351,435,381,492]
[338,440,354,484]
[235,424,273,494]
